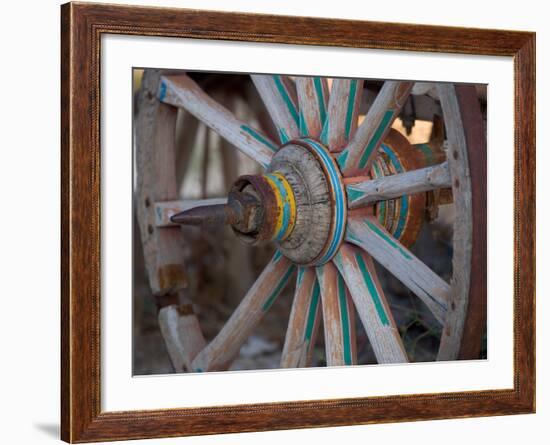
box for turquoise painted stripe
[337,273,353,364]
[313,77,327,126]
[393,194,408,240]
[415,143,434,164]
[273,75,300,126]
[299,110,309,136]
[372,161,382,178]
[320,119,329,145]
[366,219,412,260]
[278,127,290,144]
[158,81,167,101]
[265,174,292,241]
[336,149,349,169]
[358,110,394,169]
[381,144,408,239]
[302,138,346,264]
[304,280,320,342]
[296,266,306,287]
[378,201,387,225]
[273,249,283,263]
[261,264,296,311]
[344,80,357,140]
[355,253,390,326]
[346,186,363,203]
[240,125,278,152]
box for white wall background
[0,0,545,444]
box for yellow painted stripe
[272,172,296,239]
[264,173,297,241]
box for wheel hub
[370,129,446,248]
[231,138,347,265]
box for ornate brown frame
[61,2,535,442]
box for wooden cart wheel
[135,70,486,372]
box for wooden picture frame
[61,2,535,442]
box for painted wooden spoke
[159,74,276,168]
[346,162,452,209]
[191,253,296,372]
[153,198,228,227]
[346,216,449,324]
[280,267,322,368]
[251,74,300,143]
[333,244,408,363]
[295,77,329,138]
[321,79,363,152]
[316,262,357,366]
[338,81,414,176]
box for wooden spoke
[320,79,363,152]
[338,81,414,176]
[346,216,449,324]
[346,162,451,209]
[158,304,206,372]
[159,74,276,168]
[251,74,300,143]
[191,252,295,372]
[280,267,322,368]
[316,262,357,366]
[295,77,329,138]
[333,244,408,363]
[154,198,228,227]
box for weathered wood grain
[346,216,449,324]
[346,162,451,208]
[436,84,474,361]
[268,142,333,264]
[333,244,408,363]
[251,75,300,143]
[160,74,276,167]
[158,304,206,372]
[280,267,322,368]
[295,76,328,138]
[321,79,363,152]
[154,198,228,227]
[315,263,357,366]
[191,253,295,371]
[338,81,413,176]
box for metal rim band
[299,138,347,265]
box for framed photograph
[61,2,535,442]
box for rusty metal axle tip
[169,191,262,231]
[170,204,232,226]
